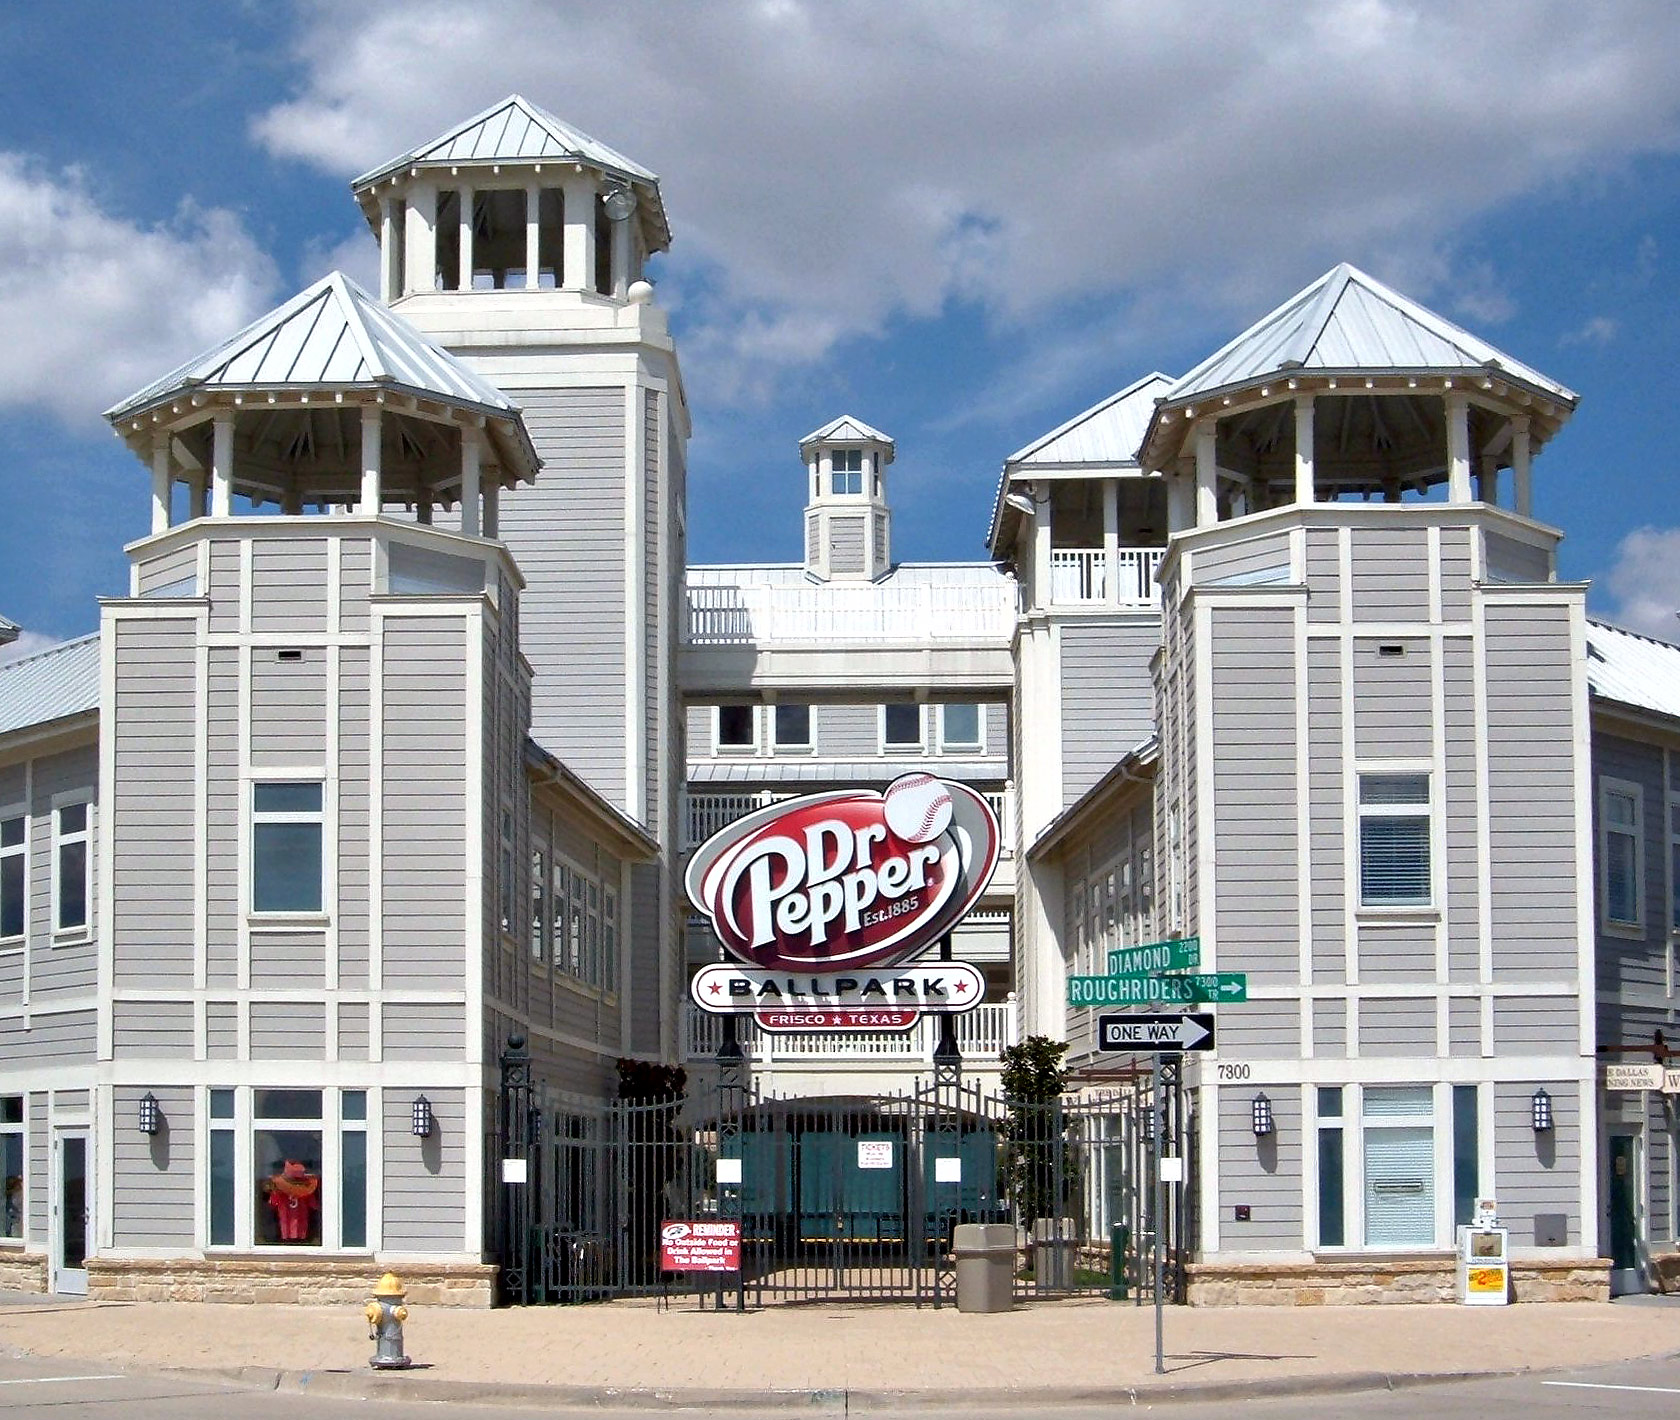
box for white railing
[1049,547,1163,605]
[684,998,1018,1064]
[983,789,1014,854]
[685,579,1018,646]
[684,791,788,850]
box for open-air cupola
[350,94,670,302]
[799,416,895,581]
[1137,263,1579,529]
[104,271,540,536]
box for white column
[1511,417,1532,517]
[458,186,474,291]
[404,182,436,296]
[150,435,172,534]
[604,187,637,299]
[1195,421,1219,527]
[210,412,235,518]
[1167,470,1194,533]
[379,197,396,302]
[1102,478,1120,605]
[1476,454,1500,506]
[359,408,382,515]
[460,427,482,538]
[560,171,596,293]
[482,472,500,539]
[1445,392,1471,504]
[1031,491,1052,611]
[525,183,541,290]
[1294,394,1316,506]
[188,473,207,521]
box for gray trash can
[953,1222,1016,1313]
[1031,1216,1077,1290]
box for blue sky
[4,1,1680,650]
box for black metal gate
[489,1038,1196,1306]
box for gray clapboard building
[0,97,1674,1306]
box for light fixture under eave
[1251,1093,1275,1137]
[1531,1088,1554,1133]
[137,1091,161,1135]
[412,1095,435,1138]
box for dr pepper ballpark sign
[686,775,999,1019]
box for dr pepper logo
[685,775,1000,973]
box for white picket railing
[685,578,1018,645]
[684,998,1018,1063]
[1049,547,1163,605]
[686,787,1015,856]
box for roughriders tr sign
[687,775,999,1015]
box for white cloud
[0,630,63,665]
[298,227,381,293]
[0,155,280,428]
[252,0,1680,407]
[1561,315,1619,346]
[1604,526,1680,643]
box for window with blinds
[1362,1085,1435,1248]
[1358,773,1431,906]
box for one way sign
[1097,1013,1216,1053]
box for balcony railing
[686,787,1015,856]
[1049,547,1163,605]
[685,578,1018,646]
[685,998,1018,1064]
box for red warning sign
[659,1219,741,1272]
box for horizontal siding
[1494,1079,1579,1247]
[1349,527,1429,622]
[206,1001,238,1058]
[111,1085,194,1246]
[1060,619,1160,806]
[0,1009,93,1067]
[1195,532,1291,586]
[382,1002,466,1059]
[1219,1088,1301,1249]
[250,930,326,990]
[1351,639,1431,759]
[249,649,327,764]
[1491,997,1577,1055]
[382,1086,466,1252]
[248,1001,326,1059]
[250,538,328,635]
[1357,923,1434,981]
[111,999,194,1057]
[1357,997,1434,1056]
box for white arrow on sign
[1096,1012,1216,1052]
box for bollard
[1109,1223,1130,1300]
[365,1272,412,1370]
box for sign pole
[1153,1050,1165,1376]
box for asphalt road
[0,1350,1674,1417]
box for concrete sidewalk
[0,1291,1677,1410]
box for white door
[50,1130,89,1296]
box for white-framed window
[1315,1086,1345,1248]
[52,798,91,936]
[0,1095,21,1240]
[1600,777,1644,931]
[1357,771,1431,907]
[1360,1085,1436,1248]
[552,855,618,992]
[250,782,324,915]
[939,703,983,753]
[772,703,812,751]
[881,703,924,752]
[531,849,547,961]
[0,811,23,941]
[830,449,863,495]
[715,704,757,753]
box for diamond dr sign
[1108,936,1200,976]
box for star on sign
[706,980,723,996]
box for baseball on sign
[884,773,953,844]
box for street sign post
[1096,1012,1215,1053]
[1107,935,1200,977]
[1067,972,1248,1007]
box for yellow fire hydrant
[365,1272,412,1370]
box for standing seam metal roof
[1586,620,1680,722]
[0,634,100,739]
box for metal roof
[1168,263,1577,407]
[799,415,894,450]
[0,615,16,647]
[1586,619,1680,722]
[106,272,523,425]
[0,634,99,739]
[688,759,1005,786]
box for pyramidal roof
[1008,372,1174,468]
[799,415,894,449]
[1168,263,1576,407]
[106,272,521,425]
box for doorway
[50,1130,88,1296]
[1607,1131,1644,1296]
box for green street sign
[1068,972,1248,1007]
[1107,935,1201,977]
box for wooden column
[1195,421,1219,527]
[525,183,542,290]
[1102,478,1120,605]
[460,427,482,538]
[482,471,500,539]
[150,435,172,534]
[1294,395,1316,506]
[359,408,382,515]
[210,413,235,518]
[1512,417,1532,517]
[1445,392,1471,503]
[380,197,397,302]
[458,186,474,291]
[560,171,596,293]
[1032,489,1052,610]
[1476,453,1500,506]
[404,182,435,296]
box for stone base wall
[0,1250,47,1292]
[1649,1250,1680,1292]
[1187,1256,1610,1305]
[88,1257,496,1308]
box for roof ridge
[1004,370,1174,466]
[1587,615,1680,651]
[0,630,99,672]
[1285,263,1355,367]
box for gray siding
[250,538,329,636]
[1494,1079,1579,1247]
[1313,998,1346,1056]
[0,1009,93,1067]
[1305,528,1340,624]
[1216,1000,1300,1059]
[1442,637,1480,982]
[250,931,325,990]
[112,999,194,1057]
[1307,640,1345,982]
[111,1085,194,1246]
[1060,618,1159,806]
[206,1001,238,1058]
[1349,527,1429,621]
[1358,997,1434,1056]
[249,1002,326,1058]
[1351,638,1431,759]
[26,1094,45,1239]
[1219,1087,1301,1248]
[828,514,866,577]
[382,1002,465,1059]
[135,544,197,596]
[1358,923,1434,981]
[1447,997,1480,1056]
[249,648,327,765]
[206,644,239,983]
[1484,531,1552,585]
[382,1087,465,1251]
[1440,529,1473,623]
[1491,998,1576,1054]
[1194,532,1291,586]
[338,1001,369,1059]
[339,645,371,989]
[1593,733,1669,999]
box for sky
[3,0,1680,657]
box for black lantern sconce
[411,1095,434,1138]
[137,1091,161,1135]
[1531,1087,1553,1133]
[1251,1093,1275,1137]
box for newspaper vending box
[1457,1224,1510,1305]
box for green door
[1608,1133,1639,1274]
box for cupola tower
[799,416,894,581]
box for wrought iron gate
[489,1039,1196,1306]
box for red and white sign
[755,1007,919,1032]
[685,776,999,980]
[659,1219,741,1273]
[692,962,985,1016]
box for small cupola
[349,94,670,302]
[798,416,895,581]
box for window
[1317,1087,1344,1248]
[531,850,547,961]
[830,449,863,495]
[1358,773,1431,907]
[773,704,811,750]
[0,815,22,940]
[1452,1084,1479,1229]
[716,704,756,751]
[552,856,617,992]
[208,1089,236,1246]
[0,1095,21,1240]
[1362,1085,1435,1248]
[882,703,923,751]
[499,809,515,935]
[340,1091,368,1250]
[1601,779,1643,929]
[53,801,90,934]
[251,782,324,914]
[940,703,982,752]
[255,1088,325,1247]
